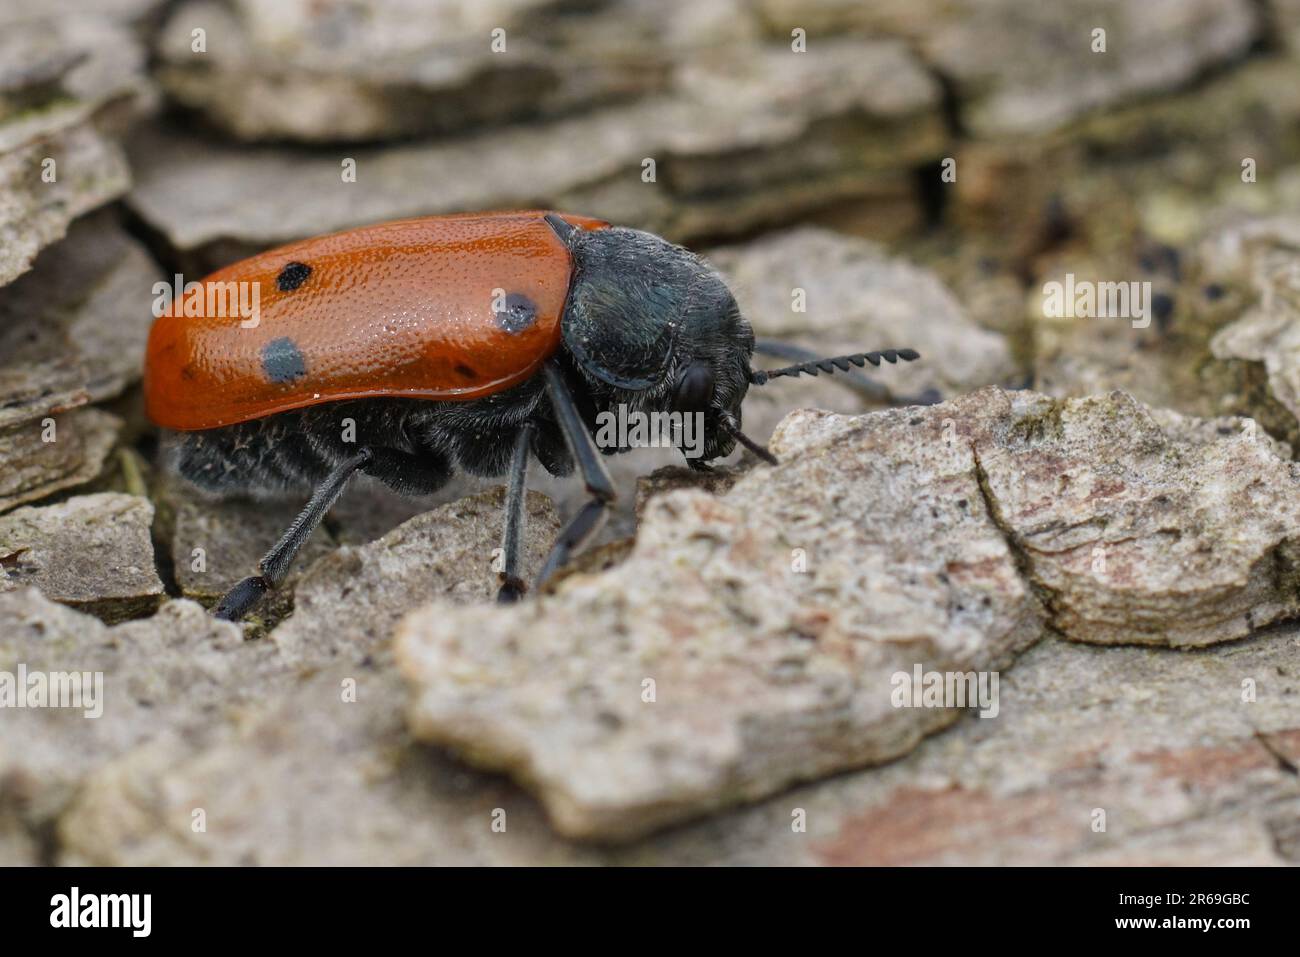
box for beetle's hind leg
[213,448,374,621]
[496,423,534,604]
[213,442,457,620]
[533,361,616,593]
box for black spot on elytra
[277,262,312,292]
[455,363,478,379]
[261,337,307,383]
[496,292,536,334]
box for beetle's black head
[547,214,922,467]
[552,217,756,463]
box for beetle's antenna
[719,414,778,465]
[749,348,920,385]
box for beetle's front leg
[534,361,616,592]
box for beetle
[143,210,920,620]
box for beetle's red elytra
[145,211,610,430]
[144,210,920,620]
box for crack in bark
[969,442,1063,638]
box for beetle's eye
[673,361,715,412]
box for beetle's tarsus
[213,575,270,621]
[535,498,609,591]
[496,576,527,603]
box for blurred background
[6,0,1300,616]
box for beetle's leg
[213,448,373,621]
[534,361,616,592]
[496,423,534,604]
[753,339,940,405]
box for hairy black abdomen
[165,384,571,497]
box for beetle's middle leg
[496,422,534,604]
[534,361,616,592]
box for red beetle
[144,210,920,619]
